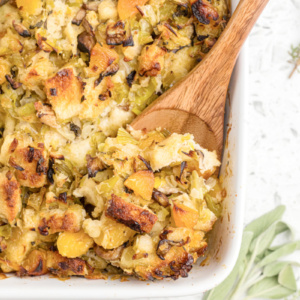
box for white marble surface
[155,0,300,299]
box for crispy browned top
[0,170,21,224]
[106,194,158,233]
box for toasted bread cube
[57,230,94,258]
[20,249,48,276]
[87,43,119,77]
[4,228,37,267]
[34,101,59,128]
[194,205,217,232]
[92,215,135,250]
[124,170,154,200]
[20,52,57,91]
[45,67,83,121]
[16,0,43,15]
[106,194,157,233]
[46,251,88,277]
[38,205,86,235]
[172,202,199,229]
[98,0,118,21]
[79,77,112,120]
[0,169,21,224]
[9,143,48,188]
[138,44,166,77]
[117,0,149,20]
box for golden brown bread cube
[105,194,157,233]
[0,169,21,224]
[138,44,166,77]
[38,205,86,235]
[9,142,48,188]
[45,67,83,121]
[34,101,59,129]
[79,77,112,120]
[20,52,57,91]
[46,251,88,277]
[1,228,37,269]
[18,249,48,277]
[87,43,119,77]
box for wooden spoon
[131,0,269,158]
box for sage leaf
[245,205,285,240]
[275,221,293,236]
[203,231,253,300]
[247,276,295,299]
[264,261,290,277]
[249,221,277,255]
[278,264,297,291]
[258,241,300,268]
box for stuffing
[45,67,83,121]
[38,205,86,235]
[138,44,166,77]
[0,168,21,224]
[0,0,227,281]
[105,194,158,233]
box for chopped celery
[91,132,107,148]
[97,175,120,198]
[130,78,158,115]
[112,83,129,104]
[190,170,207,200]
[205,194,222,218]
[138,31,153,45]
[27,188,46,211]
[116,128,138,145]
[15,102,36,117]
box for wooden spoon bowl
[131,0,269,158]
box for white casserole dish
[0,0,247,298]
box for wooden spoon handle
[178,0,270,114]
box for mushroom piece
[101,63,119,77]
[12,21,31,38]
[0,0,9,6]
[106,21,126,46]
[72,8,86,26]
[82,18,95,36]
[94,244,126,261]
[5,75,22,90]
[77,31,96,55]
[152,189,170,207]
[190,0,219,25]
[86,155,106,178]
[126,70,136,87]
[156,238,190,260]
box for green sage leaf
[278,264,297,291]
[247,276,295,299]
[203,231,253,300]
[275,221,293,236]
[264,261,290,277]
[258,241,300,268]
[245,205,285,240]
[249,221,277,255]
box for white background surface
[158,0,300,299]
